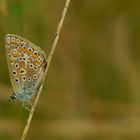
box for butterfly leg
[22,101,32,111]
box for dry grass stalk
[20,0,71,139]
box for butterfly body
[5,34,47,103]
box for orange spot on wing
[17,61,22,65]
[36,60,43,65]
[13,53,19,57]
[32,53,38,59]
[17,48,22,53]
[23,47,27,52]
[17,47,24,52]
[27,50,33,55]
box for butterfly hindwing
[5,34,47,101]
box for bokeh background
[0,0,140,140]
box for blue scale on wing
[22,53,43,99]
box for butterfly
[5,34,47,109]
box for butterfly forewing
[5,34,47,102]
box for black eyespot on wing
[33,66,38,71]
[28,47,33,51]
[12,71,17,76]
[19,57,22,61]
[13,49,17,53]
[22,76,26,81]
[15,78,20,84]
[15,63,19,68]
[29,64,33,68]
[27,77,31,81]
[27,60,30,64]
[20,68,26,74]
[23,45,27,49]
[33,74,37,79]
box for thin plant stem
[20,0,71,140]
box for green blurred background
[0,0,140,140]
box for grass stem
[20,0,71,140]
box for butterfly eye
[15,78,20,84]
[11,37,16,44]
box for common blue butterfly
[5,34,47,110]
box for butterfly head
[9,93,17,101]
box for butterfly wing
[5,34,47,101]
